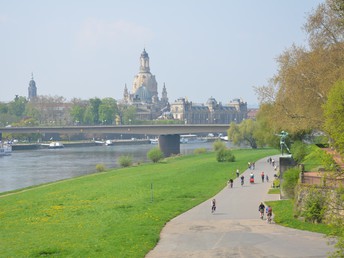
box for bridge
[0,124,230,156]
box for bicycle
[267,213,272,223]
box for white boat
[105,140,114,146]
[150,138,159,144]
[180,134,207,144]
[48,142,64,149]
[0,144,12,156]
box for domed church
[122,49,169,120]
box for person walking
[236,169,240,178]
[261,171,265,183]
[228,179,233,188]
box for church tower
[123,84,129,103]
[161,83,168,105]
[132,49,158,101]
[28,73,37,101]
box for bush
[301,187,326,223]
[282,168,300,198]
[147,147,164,163]
[118,155,133,167]
[96,163,107,172]
[194,148,207,154]
[213,140,226,152]
[216,148,235,162]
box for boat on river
[180,134,207,144]
[48,142,64,149]
[0,143,12,156]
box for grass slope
[0,148,278,257]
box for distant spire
[31,72,34,80]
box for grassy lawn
[0,148,278,257]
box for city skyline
[0,1,323,106]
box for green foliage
[291,141,310,163]
[216,148,235,162]
[194,148,207,154]
[303,146,337,171]
[118,156,133,167]
[147,147,164,163]
[213,140,226,151]
[282,168,300,198]
[95,163,107,172]
[228,120,258,148]
[301,187,326,223]
[272,179,280,188]
[323,79,344,154]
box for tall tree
[228,120,258,149]
[323,81,344,153]
[98,98,118,125]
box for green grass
[268,188,280,194]
[0,148,278,257]
[266,199,334,235]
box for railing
[301,172,344,188]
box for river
[0,142,223,193]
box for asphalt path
[146,155,335,258]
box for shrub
[147,147,164,163]
[213,140,226,152]
[216,148,235,162]
[194,148,207,154]
[301,187,326,223]
[282,168,300,198]
[118,155,133,167]
[95,163,107,172]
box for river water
[0,142,220,193]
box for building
[28,73,37,101]
[170,97,247,124]
[121,49,169,121]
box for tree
[323,81,344,153]
[98,98,118,125]
[254,0,344,135]
[70,98,86,125]
[304,0,344,50]
[8,96,27,117]
[228,120,258,148]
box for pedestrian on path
[211,199,216,213]
[228,179,233,188]
[261,171,265,182]
[236,169,239,177]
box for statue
[277,131,290,155]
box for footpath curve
[146,155,334,258]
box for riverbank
[0,148,279,257]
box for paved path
[146,155,334,258]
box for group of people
[258,202,273,223]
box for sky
[0,0,324,107]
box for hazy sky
[0,0,323,106]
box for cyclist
[211,199,216,213]
[258,202,265,219]
[266,205,273,223]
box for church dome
[135,85,152,102]
[206,97,217,106]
